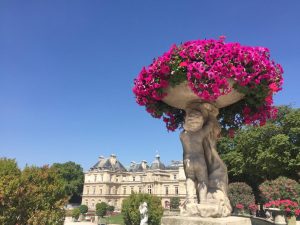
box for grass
[107,214,124,224]
[106,213,124,225]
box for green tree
[0,158,21,225]
[217,106,300,194]
[170,197,180,210]
[19,165,68,225]
[79,204,88,215]
[0,158,68,225]
[72,208,81,221]
[51,161,84,203]
[107,205,115,213]
[96,202,108,218]
[122,193,163,225]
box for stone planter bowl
[162,80,244,110]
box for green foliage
[217,106,300,193]
[96,202,108,218]
[51,161,84,203]
[121,193,163,225]
[0,158,22,225]
[228,182,255,210]
[72,208,81,220]
[79,204,88,214]
[259,176,300,203]
[0,158,68,225]
[170,197,180,210]
[107,205,115,212]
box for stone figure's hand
[184,159,190,168]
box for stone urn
[162,80,244,110]
[267,208,287,225]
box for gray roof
[150,154,166,170]
[91,155,127,172]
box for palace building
[82,154,187,210]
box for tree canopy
[51,161,84,203]
[0,159,68,225]
[217,106,300,193]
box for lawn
[106,214,124,225]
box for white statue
[139,202,148,225]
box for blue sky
[1,0,299,171]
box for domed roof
[150,154,165,170]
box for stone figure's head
[143,202,147,207]
[183,103,208,132]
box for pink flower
[269,83,279,92]
[179,61,188,67]
[236,204,244,209]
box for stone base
[161,216,252,225]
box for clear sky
[1,0,300,171]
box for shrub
[259,176,300,203]
[96,202,108,218]
[107,205,115,212]
[121,193,163,225]
[228,182,255,210]
[170,197,180,210]
[79,204,88,214]
[72,208,80,221]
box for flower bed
[264,199,300,217]
[133,37,283,131]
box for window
[147,185,152,194]
[165,186,169,195]
[93,186,95,194]
[87,186,90,194]
[100,189,102,194]
[116,176,119,182]
[123,187,126,195]
[133,176,135,181]
[140,176,143,181]
[94,175,97,182]
[131,186,134,194]
[175,186,179,195]
[139,187,142,193]
[174,174,177,180]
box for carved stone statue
[179,102,232,217]
[139,202,148,225]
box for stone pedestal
[161,216,252,225]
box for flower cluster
[264,199,300,217]
[248,203,258,212]
[235,203,244,210]
[133,37,283,131]
[259,177,299,203]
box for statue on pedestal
[180,102,231,217]
[133,37,283,219]
[139,202,148,225]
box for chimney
[99,156,104,162]
[141,160,147,170]
[110,154,117,166]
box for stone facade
[82,154,187,210]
